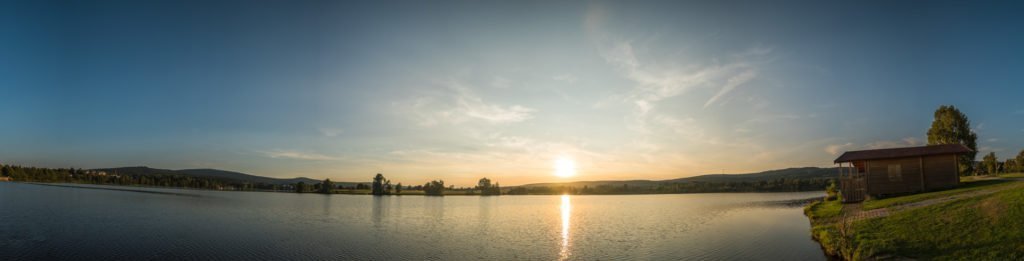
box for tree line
[506,177,833,195]
[291,174,503,196]
[0,165,268,191]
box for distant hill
[520,167,837,188]
[93,166,367,186]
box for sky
[3,0,1024,186]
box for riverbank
[804,176,1024,259]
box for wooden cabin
[833,144,972,202]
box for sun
[554,157,576,177]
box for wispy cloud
[318,128,343,137]
[455,85,535,123]
[261,150,341,161]
[826,137,925,155]
[825,143,854,155]
[704,69,758,108]
[401,81,536,126]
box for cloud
[704,69,758,108]
[864,137,924,150]
[827,137,925,155]
[825,143,854,155]
[318,128,343,137]
[261,150,341,161]
[401,81,536,126]
[452,84,535,123]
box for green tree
[1016,150,1024,173]
[320,178,334,194]
[424,180,445,196]
[926,105,978,175]
[372,173,386,195]
[395,182,402,195]
[476,177,500,195]
[982,152,999,175]
[1003,159,1016,174]
[296,181,307,193]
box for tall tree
[319,178,334,194]
[476,177,500,195]
[424,180,445,196]
[372,173,385,195]
[1003,159,1016,173]
[926,105,978,175]
[295,182,307,193]
[982,152,999,175]
[1016,150,1024,173]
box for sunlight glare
[554,157,576,177]
[559,194,571,260]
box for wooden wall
[923,154,959,190]
[866,157,923,196]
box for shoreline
[10,181,825,197]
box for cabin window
[887,164,902,182]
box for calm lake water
[0,182,825,260]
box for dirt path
[841,178,1022,222]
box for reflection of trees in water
[372,196,386,228]
[322,194,332,217]
[477,196,492,233]
[423,196,445,220]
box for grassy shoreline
[804,176,1024,259]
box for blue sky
[3,1,1024,185]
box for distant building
[833,144,972,202]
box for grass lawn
[849,186,1024,259]
[862,179,1018,210]
[999,173,1024,178]
[806,178,1024,259]
[805,199,843,221]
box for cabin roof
[833,144,972,163]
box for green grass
[862,179,1016,210]
[804,199,847,257]
[998,173,1024,178]
[848,186,1024,260]
[805,199,843,221]
[805,179,1024,259]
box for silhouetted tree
[476,177,501,195]
[424,180,445,196]
[372,173,386,195]
[295,182,307,193]
[395,182,402,194]
[320,178,334,194]
[926,105,978,175]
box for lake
[0,182,825,260]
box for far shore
[11,181,825,197]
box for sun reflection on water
[559,194,571,260]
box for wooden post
[919,156,926,192]
[954,154,960,185]
[864,160,871,197]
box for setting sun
[554,157,576,178]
